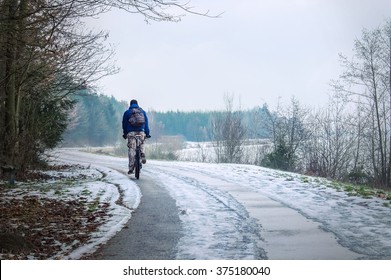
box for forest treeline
[149,105,271,142]
[61,92,271,146]
[63,90,126,147]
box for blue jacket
[122,104,150,135]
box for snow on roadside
[0,163,141,260]
[65,164,141,259]
[220,164,391,258]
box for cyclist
[122,99,151,174]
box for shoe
[128,169,134,174]
[141,153,146,164]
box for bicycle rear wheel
[135,150,141,179]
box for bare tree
[331,19,391,187]
[262,97,310,171]
[0,0,118,169]
[210,94,247,163]
[303,98,358,179]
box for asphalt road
[92,173,183,259]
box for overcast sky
[87,0,391,112]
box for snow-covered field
[176,140,271,163]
